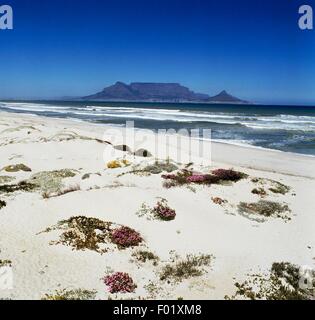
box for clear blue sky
[0,0,314,104]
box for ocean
[1,100,315,156]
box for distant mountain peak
[207,90,247,103]
[83,82,247,103]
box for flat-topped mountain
[83,82,247,103]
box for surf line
[0,4,13,30]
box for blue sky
[0,0,314,104]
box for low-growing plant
[227,262,315,300]
[251,188,267,197]
[211,197,227,205]
[132,250,159,265]
[0,176,15,184]
[211,169,248,182]
[144,280,162,299]
[47,216,112,252]
[136,199,176,221]
[103,272,137,293]
[110,226,143,248]
[0,181,38,194]
[160,253,213,283]
[0,259,12,267]
[162,168,247,189]
[161,169,194,187]
[187,174,220,184]
[39,216,143,253]
[118,160,178,177]
[42,184,80,199]
[152,199,176,221]
[142,161,178,174]
[0,200,6,209]
[251,177,290,195]
[42,288,97,300]
[238,200,291,222]
[29,169,77,196]
[2,163,32,172]
[269,182,290,195]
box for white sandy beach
[0,111,314,300]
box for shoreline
[2,109,315,159]
[1,110,315,178]
[1,102,315,158]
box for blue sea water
[1,100,315,156]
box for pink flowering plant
[153,199,176,221]
[103,272,137,293]
[162,168,247,188]
[110,226,143,248]
[136,198,176,221]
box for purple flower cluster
[103,272,136,293]
[186,174,205,183]
[186,174,220,184]
[161,168,246,188]
[111,226,143,248]
[153,201,176,221]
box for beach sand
[0,111,314,300]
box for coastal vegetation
[251,177,291,195]
[117,160,178,177]
[42,288,97,300]
[131,250,159,266]
[238,200,291,222]
[0,181,37,194]
[162,168,247,189]
[159,253,213,283]
[39,216,143,253]
[0,259,12,267]
[136,198,176,221]
[29,169,77,197]
[2,163,31,172]
[103,272,137,294]
[227,262,315,300]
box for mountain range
[83,82,247,103]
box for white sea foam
[1,101,315,131]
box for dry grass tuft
[42,288,97,300]
[238,200,291,222]
[160,253,213,283]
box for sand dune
[0,111,314,300]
